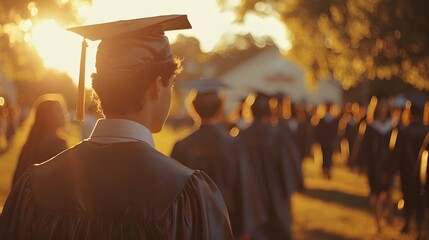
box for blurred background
[0,0,428,239]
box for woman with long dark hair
[12,94,68,185]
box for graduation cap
[182,79,228,106]
[67,15,192,121]
[178,79,228,120]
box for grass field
[0,122,421,239]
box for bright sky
[30,0,291,86]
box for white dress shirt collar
[88,118,155,148]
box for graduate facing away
[0,15,233,240]
[171,79,253,238]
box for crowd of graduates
[170,79,429,239]
[3,78,429,239]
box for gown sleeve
[169,170,234,240]
[0,167,36,240]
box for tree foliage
[219,0,429,90]
[0,0,90,81]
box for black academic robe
[170,124,249,237]
[314,116,340,169]
[359,121,396,195]
[395,121,429,217]
[345,119,359,167]
[278,119,304,191]
[236,121,293,240]
[0,141,233,240]
[296,117,314,159]
[13,134,67,185]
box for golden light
[269,97,278,113]
[420,149,428,188]
[26,0,291,87]
[397,199,405,211]
[28,2,39,17]
[20,19,32,32]
[340,138,350,163]
[358,121,367,136]
[313,143,323,167]
[31,19,94,86]
[424,102,429,126]
[242,94,255,122]
[389,128,398,152]
[0,97,5,107]
[282,97,291,120]
[366,96,378,124]
[229,127,240,137]
[401,100,412,127]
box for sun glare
[31,19,97,87]
[32,20,80,74]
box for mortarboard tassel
[76,38,88,122]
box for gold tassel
[76,38,88,122]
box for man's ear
[148,76,163,100]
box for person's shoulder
[149,146,195,176]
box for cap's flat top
[67,15,191,41]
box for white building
[213,47,343,113]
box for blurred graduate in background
[234,91,294,240]
[171,79,254,238]
[356,96,397,234]
[273,93,304,191]
[394,91,429,238]
[12,93,68,186]
[314,102,340,179]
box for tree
[0,0,90,81]
[218,0,429,90]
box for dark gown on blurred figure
[353,97,398,232]
[171,80,251,238]
[394,93,429,233]
[172,123,248,236]
[274,93,304,191]
[360,120,396,194]
[12,95,68,185]
[395,120,429,228]
[314,103,340,179]
[235,92,293,240]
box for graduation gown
[395,121,429,216]
[236,121,293,240]
[13,134,67,185]
[296,117,314,159]
[278,119,304,191]
[171,124,249,237]
[0,141,233,240]
[314,115,339,169]
[344,119,359,167]
[359,120,396,194]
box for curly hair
[91,58,182,116]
